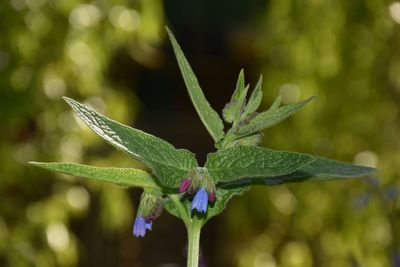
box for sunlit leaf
[29,162,160,190]
[64,97,198,188]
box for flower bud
[179,167,217,213]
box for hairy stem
[187,218,202,267]
[168,194,190,226]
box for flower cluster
[179,167,216,213]
[132,192,163,238]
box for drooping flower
[180,168,217,213]
[192,187,209,213]
[133,216,152,237]
[132,192,163,238]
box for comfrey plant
[30,28,375,267]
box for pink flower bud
[179,178,191,193]
[208,191,216,202]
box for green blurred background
[1,0,399,266]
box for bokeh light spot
[389,2,400,24]
[254,253,276,267]
[43,75,66,99]
[67,186,90,211]
[69,4,102,30]
[269,187,297,215]
[46,223,70,252]
[279,84,300,104]
[60,135,82,161]
[280,241,312,267]
[109,6,141,32]
[67,40,93,66]
[354,150,378,168]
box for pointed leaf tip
[236,95,317,136]
[242,75,263,117]
[167,28,225,143]
[223,69,248,124]
[30,162,160,189]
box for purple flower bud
[208,191,216,203]
[133,216,152,238]
[179,178,192,193]
[192,188,209,213]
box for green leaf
[236,96,316,136]
[242,75,263,118]
[63,97,198,188]
[266,156,376,185]
[269,94,282,111]
[223,69,245,123]
[205,146,315,183]
[166,27,225,143]
[29,162,160,190]
[223,69,247,124]
[220,156,376,187]
[230,132,263,147]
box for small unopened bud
[181,167,217,213]
[179,178,191,193]
[208,191,216,203]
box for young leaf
[205,146,315,183]
[236,96,316,136]
[223,69,247,124]
[166,27,225,143]
[242,75,263,118]
[269,94,282,111]
[219,156,376,187]
[230,132,263,147]
[63,97,198,188]
[29,162,160,190]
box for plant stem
[187,218,202,267]
[168,194,203,267]
[168,194,190,226]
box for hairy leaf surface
[242,75,263,118]
[237,96,316,135]
[265,156,376,185]
[30,162,160,189]
[219,156,376,187]
[223,69,245,123]
[205,146,315,182]
[64,97,197,188]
